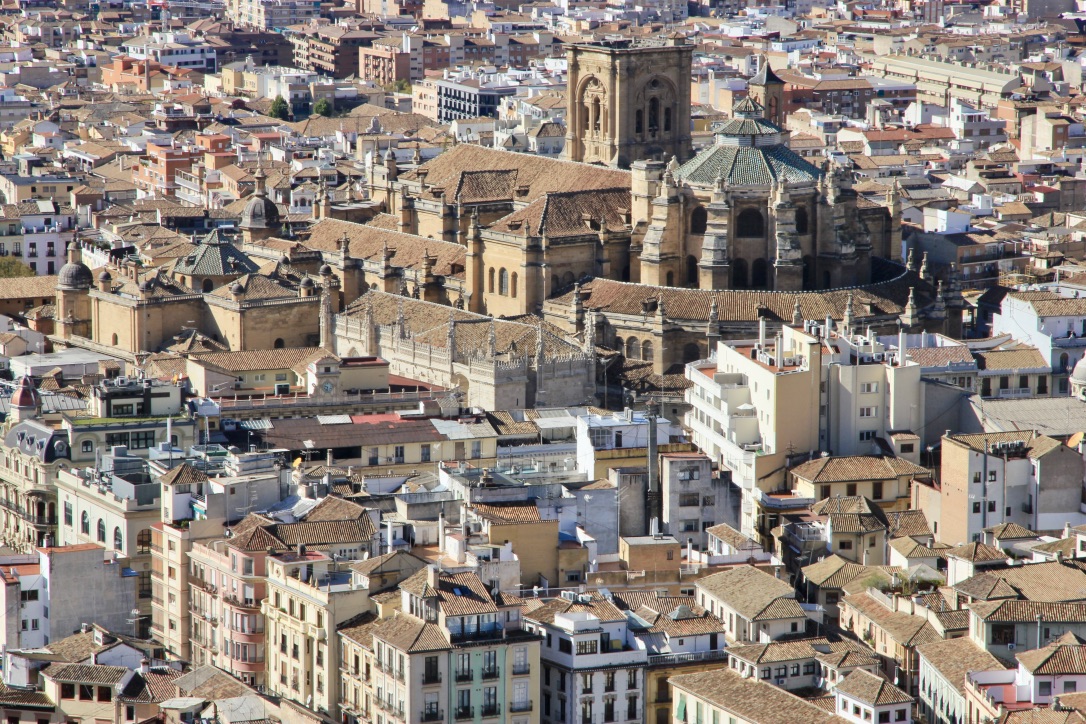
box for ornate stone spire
[792,296,803,325]
[843,292,855,334]
[919,252,929,280]
[900,286,919,328]
[487,319,497,358]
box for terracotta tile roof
[792,456,927,483]
[975,348,1049,371]
[669,668,850,724]
[43,662,129,684]
[552,266,934,324]
[0,274,58,300]
[487,187,631,239]
[946,541,1006,562]
[969,599,1086,623]
[293,218,465,279]
[372,613,450,653]
[632,603,726,636]
[904,345,974,368]
[337,611,379,649]
[435,571,499,616]
[696,565,804,621]
[986,522,1037,541]
[705,522,758,551]
[959,561,1086,603]
[227,525,285,552]
[304,496,370,523]
[0,683,54,707]
[274,519,377,546]
[471,501,542,524]
[887,510,932,539]
[835,669,912,706]
[946,431,1063,459]
[188,347,326,374]
[842,592,941,647]
[400,144,630,205]
[802,555,881,589]
[157,462,208,487]
[343,291,584,359]
[524,592,627,625]
[1017,638,1086,675]
[889,537,946,560]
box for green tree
[313,98,333,117]
[268,95,289,120]
[0,257,34,278]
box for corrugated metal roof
[238,418,273,430]
[317,414,353,425]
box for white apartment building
[992,289,1086,394]
[346,566,541,724]
[0,200,76,276]
[685,321,923,535]
[525,592,646,724]
[120,32,217,72]
[659,453,731,550]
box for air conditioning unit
[1007,643,1016,650]
[776,678,786,686]
[873,353,884,362]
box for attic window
[507,221,522,230]
[514,186,530,197]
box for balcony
[455,670,473,683]
[510,701,533,713]
[422,672,442,685]
[454,706,474,721]
[512,663,530,675]
[996,387,1032,399]
[420,711,443,723]
[481,667,499,680]
[481,705,501,718]
[647,649,729,666]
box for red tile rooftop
[37,543,103,554]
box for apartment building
[54,447,160,636]
[992,290,1086,395]
[132,141,201,198]
[150,453,284,660]
[189,494,383,682]
[913,431,1084,546]
[868,54,1022,109]
[120,31,218,72]
[790,456,928,513]
[685,322,923,537]
[226,0,320,30]
[669,667,847,724]
[695,565,807,643]
[290,25,375,78]
[354,567,541,724]
[659,453,731,550]
[263,546,374,716]
[0,199,76,276]
[726,637,881,693]
[916,637,1005,724]
[524,591,644,724]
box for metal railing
[454,706,474,721]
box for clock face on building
[322,382,334,394]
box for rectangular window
[859,406,877,418]
[861,382,878,393]
[872,482,883,500]
[576,639,598,655]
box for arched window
[96,518,105,543]
[561,271,576,288]
[648,97,659,134]
[511,272,518,299]
[81,511,89,535]
[690,207,708,235]
[686,255,699,286]
[136,529,152,554]
[113,526,123,551]
[642,340,654,362]
[1061,353,1070,373]
[498,268,508,296]
[803,256,815,291]
[795,207,809,235]
[625,337,639,360]
[666,271,674,286]
[273,338,285,349]
[591,97,601,132]
[635,110,644,135]
[683,343,701,363]
[736,209,765,237]
[752,258,769,289]
[664,106,672,133]
[732,259,748,289]
[488,268,495,294]
[111,333,119,346]
[202,278,213,293]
